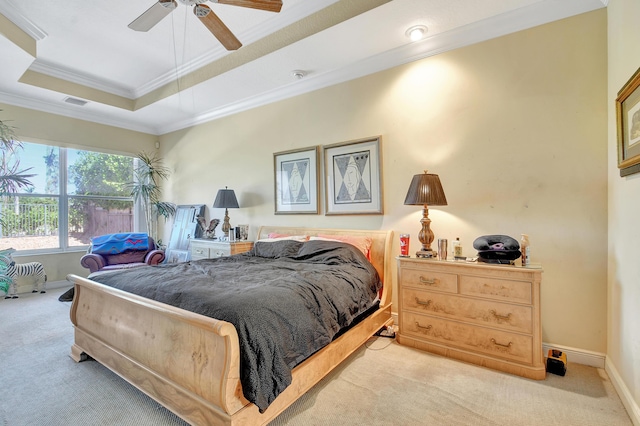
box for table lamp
[403,171,447,258]
[213,187,239,234]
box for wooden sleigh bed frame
[67,226,393,425]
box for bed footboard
[68,274,248,425]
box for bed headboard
[256,226,393,306]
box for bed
[66,226,393,425]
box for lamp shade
[213,187,239,209]
[404,172,447,206]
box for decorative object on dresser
[190,238,253,260]
[237,224,249,241]
[397,258,545,380]
[472,234,521,265]
[323,136,383,215]
[213,186,239,234]
[403,171,448,258]
[197,216,220,239]
[273,146,320,214]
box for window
[0,141,135,252]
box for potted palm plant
[129,152,176,247]
[0,113,34,194]
[1,112,35,297]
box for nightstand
[397,257,545,380]
[190,239,254,260]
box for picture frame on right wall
[323,136,383,215]
[616,66,640,176]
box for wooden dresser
[397,258,544,380]
[190,239,254,260]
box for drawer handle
[489,310,512,322]
[195,249,205,254]
[414,322,432,332]
[490,338,512,349]
[419,276,437,285]
[415,297,432,308]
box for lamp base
[221,208,231,234]
[416,249,435,258]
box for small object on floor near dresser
[376,325,396,338]
[546,349,567,376]
[396,257,545,380]
[190,238,254,260]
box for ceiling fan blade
[128,0,178,32]
[195,4,242,50]
[213,0,283,13]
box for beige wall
[160,11,608,353]
[607,0,640,420]
[0,102,157,284]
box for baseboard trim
[16,279,71,294]
[542,342,606,368]
[605,357,640,426]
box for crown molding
[28,60,136,99]
[0,1,47,40]
[0,91,156,134]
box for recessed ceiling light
[405,25,428,42]
[291,70,307,80]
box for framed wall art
[323,136,383,215]
[616,66,640,176]
[273,146,320,214]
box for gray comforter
[90,239,381,412]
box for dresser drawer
[211,247,231,257]
[402,289,533,334]
[459,275,532,305]
[403,311,533,365]
[190,245,210,260]
[190,240,252,260]
[400,267,458,294]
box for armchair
[80,236,165,274]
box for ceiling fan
[128,0,283,51]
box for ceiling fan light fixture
[194,4,211,17]
[405,25,428,41]
[160,0,178,10]
[178,0,207,6]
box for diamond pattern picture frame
[274,146,320,214]
[324,136,383,215]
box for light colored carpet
[0,287,631,426]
